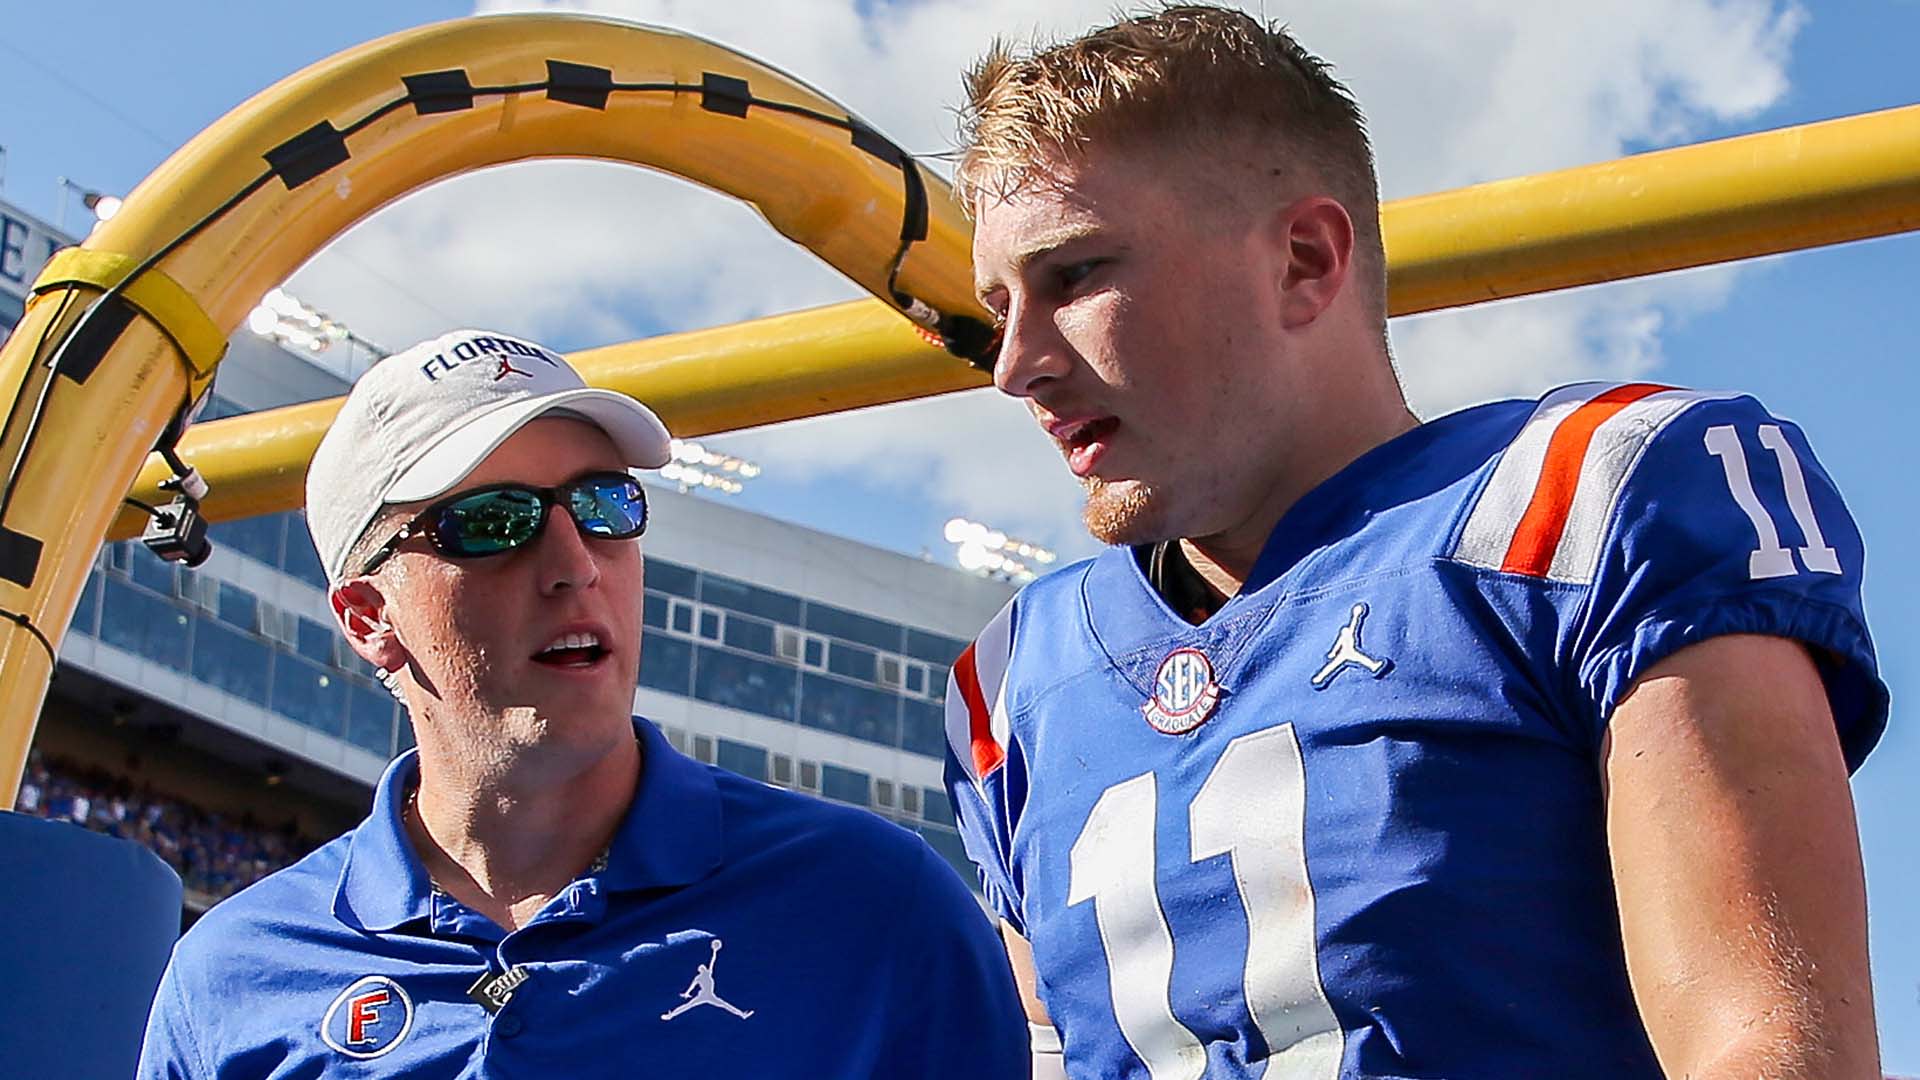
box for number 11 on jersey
[1068,724,1344,1079]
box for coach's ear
[1270,194,1355,329]
[331,579,406,673]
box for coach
[136,329,1027,1077]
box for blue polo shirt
[137,718,1027,1078]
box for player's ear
[331,578,406,673]
[1270,195,1355,329]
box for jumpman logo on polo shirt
[1311,602,1393,689]
[494,356,533,380]
[661,939,754,1021]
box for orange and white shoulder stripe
[1452,382,1738,585]
[946,599,1015,787]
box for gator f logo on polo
[321,975,414,1059]
[1143,647,1221,734]
[417,334,561,382]
[1311,603,1392,690]
[661,939,755,1022]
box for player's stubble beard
[1082,476,1168,546]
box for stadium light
[944,516,1056,584]
[660,438,759,496]
[246,287,390,374]
[55,177,121,233]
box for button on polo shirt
[137,718,1027,1078]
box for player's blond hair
[956,5,1385,325]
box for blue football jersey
[945,382,1886,1079]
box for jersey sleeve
[1567,391,1886,767]
[942,597,1031,935]
[879,841,1030,1079]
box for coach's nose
[534,503,601,595]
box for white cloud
[288,0,1806,557]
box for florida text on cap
[305,329,672,584]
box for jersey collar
[1082,404,1515,671]
[600,717,725,893]
[332,717,723,933]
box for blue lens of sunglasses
[427,474,647,557]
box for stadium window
[346,679,398,758]
[662,726,688,754]
[74,570,103,638]
[105,541,133,574]
[876,654,905,690]
[643,591,669,630]
[281,516,330,590]
[0,290,21,334]
[802,600,904,653]
[698,572,802,625]
[128,549,176,595]
[771,753,793,785]
[207,513,285,569]
[396,714,416,753]
[191,616,273,708]
[646,558,699,599]
[904,662,927,696]
[721,611,776,656]
[899,698,946,759]
[692,734,715,764]
[173,566,199,603]
[638,633,694,697]
[820,764,871,807]
[182,572,220,614]
[900,785,921,816]
[802,635,826,671]
[921,787,955,827]
[295,617,339,666]
[904,628,969,668]
[696,607,723,644]
[874,779,895,809]
[797,760,819,792]
[270,652,347,737]
[715,739,769,782]
[827,641,877,683]
[216,582,259,632]
[692,646,799,723]
[668,598,695,635]
[258,604,298,647]
[798,673,901,749]
[100,579,192,669]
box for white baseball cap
[305,329,671,584]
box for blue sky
[3,0,1916,1067]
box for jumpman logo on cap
[1311,602,1393,689]
[660,939,754,1021]
[494,356,533,380]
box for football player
[946,7,1887,1078]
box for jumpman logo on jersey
[493,356,533,380]
[1311,602,1393,689]
[660,939,754,1021]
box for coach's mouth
[532,626,611,669]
